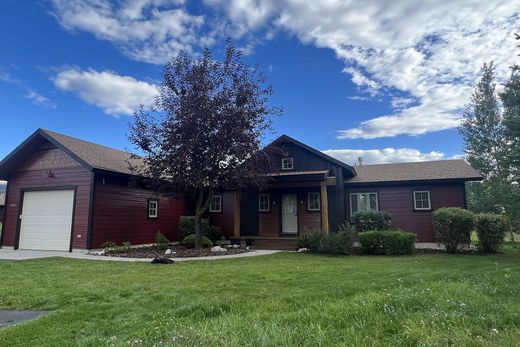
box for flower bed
[94,245,248,258]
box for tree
[459,63,517,237]
[129,40,282,248]
[460,62,507,178]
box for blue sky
[0,1,517,165]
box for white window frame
[209,195,222,213]
[349,192,379,216]
[413,190,431,211]
[307,192,321,211]
[281,157,294,170]
[148,199,159,218]
[258,193,270,212]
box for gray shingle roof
[346,160,483,184]
[42,129,143,175]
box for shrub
[297,229,325,252]
[110,241,132,254]
[155,231,170,250]
[178,216,223,242]
[321,230,355,255]
[358,230,416,255]
[181,234,213,248]
[433,207,474,253]
[351,211,391,232]
[475,213,509,253]
[297,228,355,255]
[100,241,117,249]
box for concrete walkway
[0,248,280,262]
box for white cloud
[323,148,446,165]
[51,0,207,64]
[25,91,56,108]
[54,68,158,116]
[204,0,518,138]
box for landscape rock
[211,246,228,253]
[164,249,172,255]
[232,244,240,249]
[151,257,175,264]
[297,248,309,253]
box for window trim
[349,192,379,216]
[307,192,321,211]
[147,198,159,219]
[258,193,271,212]
[413,190,432,211]
[281,157,294,170]
[209,194,223,213]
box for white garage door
[19,190,75,251]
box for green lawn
[0,247,519,346]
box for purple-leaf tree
[129,39,282,249]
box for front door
[281,194,298,234]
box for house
[0,129,482,252]
[207,135,483,249]
[0,129,186,252]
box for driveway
[0,248,280,262]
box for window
[259,193,270,212]
[148,199,158,218]
[413,191,431,210]
[307,192,320,211]
[282,157,294,170]
[350,192,378,216]
[209,195,222,213]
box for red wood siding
[2,166,92,249]
[346,182,466,242]
[209,192,235,238]
[257,190,321,237]
[91,175,186,248]
[259,194,280,237]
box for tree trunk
[194,188,212,249]
[194,189,204,249]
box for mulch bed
[99,245,248,258]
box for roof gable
[267,135,355,176]
[0,129,142,179]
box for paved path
[0,248,280,262]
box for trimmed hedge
[297,229,355,255]
[475,213,509,253]
[351,211,391,233]
[178,216,223,242]
[358,230,416,255]
[433,207,474,253]
[181,234,213,248]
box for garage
[18,190,74,251]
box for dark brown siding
[259,193,280,237]
[91,175,186,248]
[345,182,466,242]
[209,192,235,238]
[2,166,92,249]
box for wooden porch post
[233,191,241,237]
[320,181,329,234]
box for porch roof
[267,170,336,185]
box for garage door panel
[19,190,74,251]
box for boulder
[151,257,175,264]
[211,246,227,253]
[164,249,172,255]
[297,248,309,253]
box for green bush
[351,211,391,232]
[297,229,355,255]
[475,213,509,253]
[100,241,117,249]
[155,231,170,250]
[178,216,223,242]
[433,207,474,253]
[181,234,213,248]
[110,241,132,254]
[358,230,416,255]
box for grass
[0,246,519,346]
